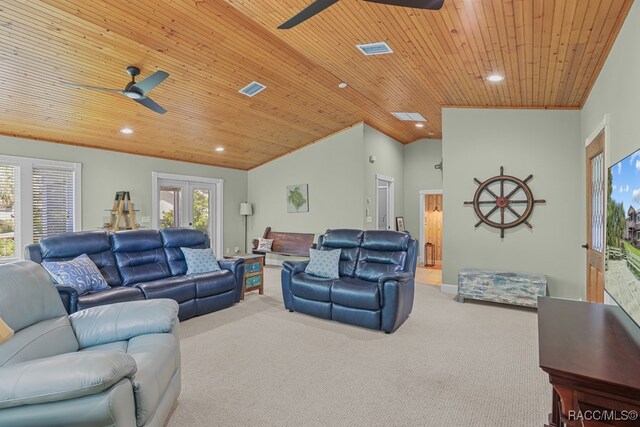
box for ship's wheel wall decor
[464,166,545,238]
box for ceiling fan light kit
[279,0,445,30]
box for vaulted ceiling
[0,0,633,170]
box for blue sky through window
[610,149,640,213]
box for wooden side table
[225,253,264,300]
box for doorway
[418,190,443,286]
[376,174,395,230]
[152,172,224,257]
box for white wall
[247,124,366,249]
[0,135,248,254]
[403,138,443,238]
[363,125,405,230]
[442,109,582,299]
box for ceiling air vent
[391,112,427,122]
[239,81,267,97]
[356,42,393,56]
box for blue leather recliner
[281,229,418,333]
[25,228,244,321]
[0,261,181,426]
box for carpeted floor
[167,267,549,427]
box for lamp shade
[240,202,253,216]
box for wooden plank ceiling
[0,0,632,170]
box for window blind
[32,166,74,243]
[0,164,16,258]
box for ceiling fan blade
[278,0,339,29]
[364,0,445,10]
[62,82,123,94]
[130,70,169,94]
[134,96,167,114]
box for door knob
[582,244,589,249]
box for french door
[158,180,215,235]
[152,172,223,256]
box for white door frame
[152,172,224,257]
[418,189,443,263]
[375,174,395,230]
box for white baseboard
[440,284,458,295]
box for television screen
[606,148,640,326]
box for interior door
[586,131,605,303]
[376,176,394,230]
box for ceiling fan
[278,0,444,30]
[64,66,170,114]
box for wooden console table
[538,297,640,426]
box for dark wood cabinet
[538,297,640,426]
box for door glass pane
[0,164,16,259]
[160,187,181,228]
[192,188,210,234]
[377,184,388,230]
[591,153,604,252]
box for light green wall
[442,109,582,299]
[363,125,405,230]
[403,138,443,239]
[247,124,366,249]
[0,135,247,253]
[582,0,640,167]
[579,0,640,300]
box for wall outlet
[139,216,151,223]
[366,216,372,223]
[234,247,240,253]
[226,248,230,254]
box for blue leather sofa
[25,228,244,321]
[281,229,418,333]
[0,261,181,426]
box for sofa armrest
[56,286,79,314]
[282,260,309,275]
[218,258,245,303]
[379,272,415,334]
[0,351,136,409]
[218,257,243,274]
[70,299,179,349]
[378,271,414,285]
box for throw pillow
[257,238,273,252]
[0,317,14,344]
[41,254,110,296]
[305,248,341,279]
[181,247,221,275]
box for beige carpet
[168,267,549,426]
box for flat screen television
[606,148,640,327]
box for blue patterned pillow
[305,248,341,279]
[42,254,110,296]
[181,247,221,275]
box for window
[0,155,81,262]
[32,166,75,243]
[0,165,16,259]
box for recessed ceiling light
[428,132,435,136]
[338,82,348,89]
[120,128,133,134]
[215,147,224,152]
[486,74,505,82]
[415,123,425,128]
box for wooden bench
[252,227,316,257]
